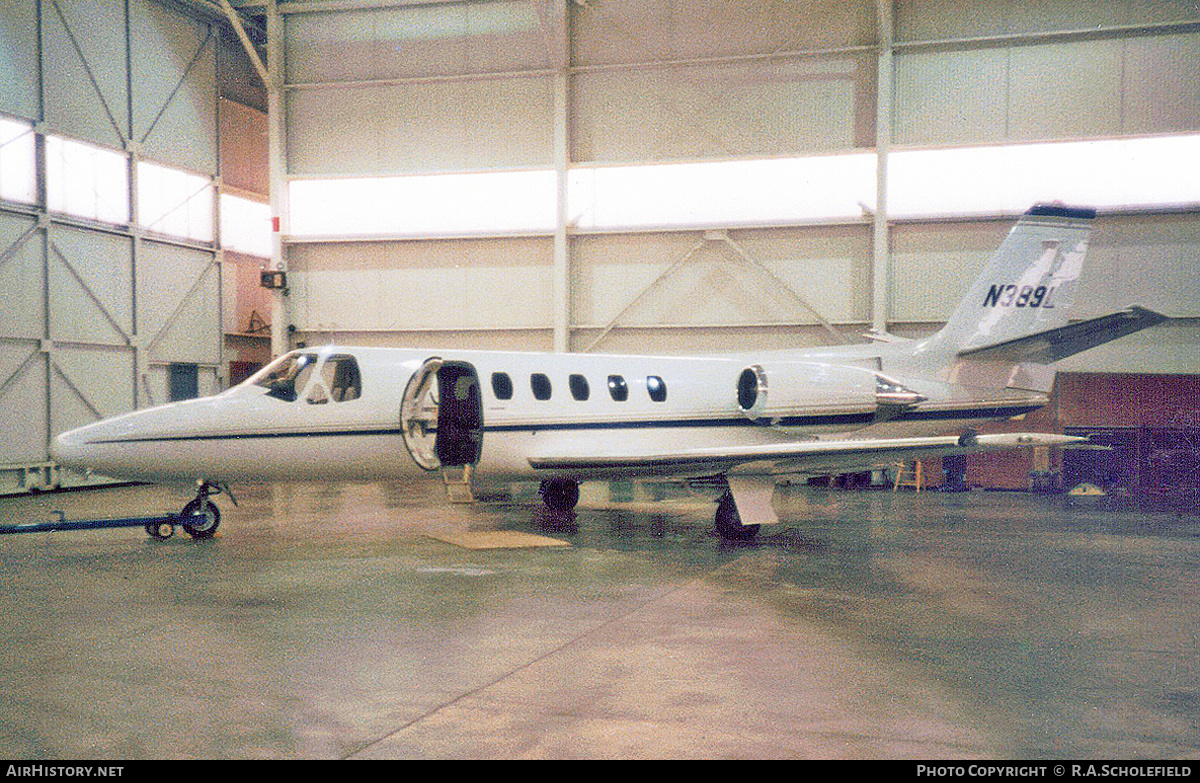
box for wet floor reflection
[1,480,1198,758]
[503,482,1200,757]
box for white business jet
[51,205,1167,541]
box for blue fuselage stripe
[85,405,1041,445]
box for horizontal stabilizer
[956,306,1170,364]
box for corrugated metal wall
[278,0,1200,361]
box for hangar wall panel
[0,0,40,122]
[570,0,874,65]
[220,99,268,194]
[130,0,218,175]
[287,237,554,335]
[295,328,555,354]
[48,226,134,347]
[1122,33,1200,135]
[0,214,44,340]
[137,241,221,366]
[894,0,1200,40]
[0,0,229,491]
[284,1,550,84]
[570,225,870,333]
[889,220,1007,324]
[0,342,48,464]
[51,345,135,430]
[895,33,1200,146]
[287,77,554,176]
[892,48,1010,147]
[42,0,131,148]
[571,56,874,163]
[1083,214,1200,318]
[570,323,840,356]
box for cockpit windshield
[248,351,364,404]
[253,352,318,402]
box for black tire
[181,498,220,540]
[539,478,580,512]
[715,492,759,542]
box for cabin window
[607,374,628,402]
[531,373,552,401]
[491,372,513,400]
[255,352,318,402]
[569,374,590,401]
[646,375,667,402]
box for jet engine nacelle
[736,362,924,422]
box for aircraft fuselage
[50,343,1041,487]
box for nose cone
[50,427,88,470]
[49,411,148,475]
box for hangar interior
[1,0,1199,761]
[1,0,1198,496]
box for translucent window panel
[220,193,271,257]
[289,169,557,237]
[137,160,214,242]
[0,117,36,204]
[889,134,1200,219]
[568,154,877,231]
[288,133,1200,238]
[45,135,130,225]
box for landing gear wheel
[539,478,580,513]
[714,492,759,542]
[181,498,220,539]
[146,521,175,540]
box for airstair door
[400,358,483,472]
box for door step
[441,464,475,503]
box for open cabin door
[400,358,484,473]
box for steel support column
[266,0,289,358]
[550,0,570,353]
[872,0,893,336]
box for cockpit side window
[320,354,362,402]
[254,352,318,402]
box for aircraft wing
[527,432,1086,479]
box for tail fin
[928,204,1169,393]
[935,204,1096,354]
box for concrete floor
[0,480,1197,760]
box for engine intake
[736,362,924,424]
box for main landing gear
[539,477,580,514]
[537,477,763,543]
[145,482,232,541]
[714,491,761,542]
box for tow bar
[0,510,212,540]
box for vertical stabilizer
[933,204,1096,355]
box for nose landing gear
[146,482,233,541]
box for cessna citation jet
[51,204,1168,541]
